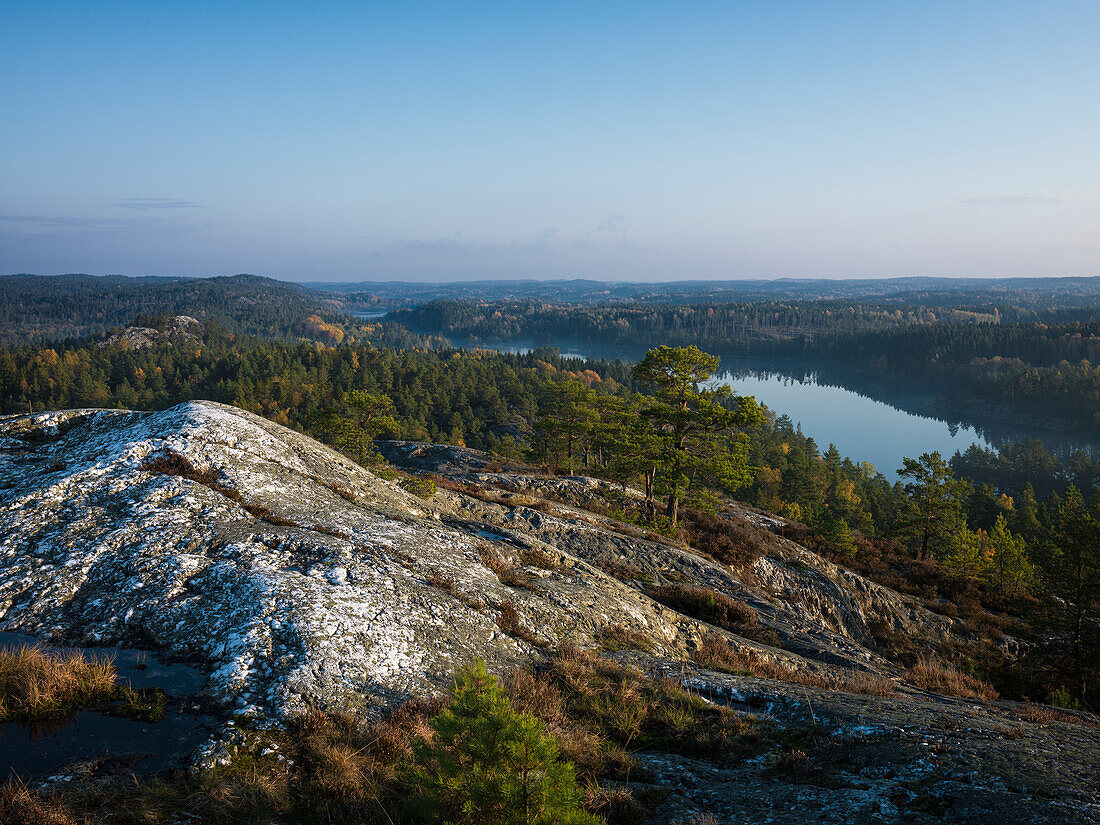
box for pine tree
[898,452,964,561]
[407,660,600,825]
[988,515,1033,597]
[631,345,764,526]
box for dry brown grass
[515,645,759,773]
[1019,701,1100,730]
[694,635,897,697]
[478,544,533,589]
[646,584,758,631]
[140,450,219,486]
[0,644,117,722]
[903,658,998,701]
[496,601,543,647]
[0,778,78,825]
[521,545,561,570]
[6,649,768,825]
[598,623,655,653]
[425,568,457,593]
[583,782,646,824]
[594,557,653,583]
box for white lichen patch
[0,401,688,720]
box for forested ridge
[0,273,350,344]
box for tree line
[392,299,1100,434]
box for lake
[485,341,1099,479]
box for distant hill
[0,273,339,344]
[307,274,1100,310]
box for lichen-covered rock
[0,402,690,718]
[427,469,951,673]
[99,315,202,349]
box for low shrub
[694,635,896,697]
[903,658,998,701]
[646,584,757,631]
[681,509,767,570]
[399,476,438,499]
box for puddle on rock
[0,710,212,779]
[0,632,212,779]
[0,632,205,694]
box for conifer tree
[898,452,964,561]
[408,660,600,825]
[631,345,763,526]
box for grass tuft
[0,777,78,825]
[694,635,897,697]
[903,658,998,701]
[0,644,118,722]
[597,624,655,653]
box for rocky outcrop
[0,407,964,720]
[417,468,952,673]
[3,406,1098,822]
[99,315,201,348]
[0,402,708,718]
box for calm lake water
[487,341,1099,479]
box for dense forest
[390,299,993,346]
[5,275,1099,435]
[316,274,1100,310]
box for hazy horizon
[8,271,1100,288]
[3,2,1098,281]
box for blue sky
[2,1,1098,281]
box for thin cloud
[0,213,214,234]
[957,193,1068,207]
[0,214,136,228]
[114,198,204,210]
[596,214,628,234]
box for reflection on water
[472,341,1100,479]
[0,710,209,779]
[720,356,1099,468]
[0,633,209,779]
[0,633,204,694]
[714,365,991,480]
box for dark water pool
[0,632,212,779]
